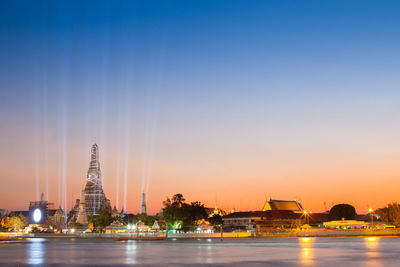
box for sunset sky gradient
[1,0,400,214]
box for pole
[370,213,374,229]
[220,225,223,241]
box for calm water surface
[0,237,399,266]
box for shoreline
[3,230,400,240]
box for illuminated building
[104,221,126,233]
[206,203,227,218]
[323,220,369,229]
[151,220,167,231]
[28,193,52,225]
[82,143,111,215]
[68,143,111,224]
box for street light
[303,210,312,225]
[303,211,308,225]
[368,208,374,229]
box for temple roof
[262,199,304,213]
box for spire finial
[94,137,96,144]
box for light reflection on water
[364,237,381,267]
[299,237,314,265]
[125,240,137,264]
[28,238,45,265]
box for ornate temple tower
[54,206,66,231]
[82,143,111,216]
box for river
[0,237,399,266]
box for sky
[1,0,400,215]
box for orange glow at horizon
[1,132,400,216]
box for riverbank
[261,229,400,238]
[2,229,400,240]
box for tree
[207,215,223,226]
[87,209,113,232]
[328,204,356,220]
[70,222,85,229]
[162,194,208,230]
[96,209,113,232]
[5,214,28,231]
[136,213,157,226]
[376,203,400,227]
[172,194,185,207]
[162,194,187,229]
[184,201,207,226]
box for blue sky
[1,0,400,213]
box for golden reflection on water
[299,237,315,265]
[365,237,379,249]
[364,237,382,267]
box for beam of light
[33,91,40,201]
[57,151,62,208]
[99,3,111,190]
[56,7,70,216]
[141,30,166,202]
[115,151,121,210]
[144,101,159,197]
[115,90,124,210]
[29,6,43,202]
[57,85,68,215]
[123,86,132,213]
[60,90,68,215]
[42,80,49,201]
[122,120,130,213]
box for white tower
[76,190,88,225]
[140,192,147,214]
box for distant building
[111,205,120,218]
[222,210,304,230]
[152,220,167,231]
[323,220,369,229]
[223,199,307,230]
[222,211,267,230]
[104,221,126,234]
[136,220,151,232]
[140,192,147,215]
[206,204,227,218]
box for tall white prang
[140,192,147,215]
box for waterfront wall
[23,229,400,239]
